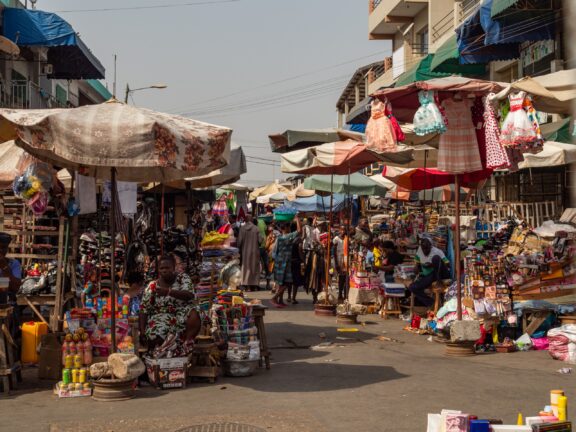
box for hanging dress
[385,102,405,142]
[483,94,510,169]
[500,91,538,148]
[365,99,397,152]
[413,90,446,136]
[437,98,483,174]
[522,96,544,154]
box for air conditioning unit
[41,64,53,75]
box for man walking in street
[237,216,263,291]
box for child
[125,272,145,316]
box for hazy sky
[40,0,392,186]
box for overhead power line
[55,0,241,13]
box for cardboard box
[38,333,62,380]
[144,356,188,389]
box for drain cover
[176,423,267,432]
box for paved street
[3,291,575,432]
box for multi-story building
[337,0,574,208]
[0,1,111,110]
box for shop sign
[520,40,555,68]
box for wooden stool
[189,336,220,383]
[431,279,452,315]
[380,296,402,319]
[251,305,270,370]
[0,306,22,394]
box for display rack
[0,193,66,331]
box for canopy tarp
[371,76,506,123]
[541,117,573,144]
[269,128,363,153]
[395,54,451,87]
[0,140,25,190]
[2,7,105,79]
[284,194,346,213]
[286,183,316,201]
[0,101,232,182]
[518,141,576,169]
[429,34,487,74]
[456,0,554,65]
[491,70,576,115]
[304,173,388,196]
[281,139,414,175]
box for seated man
[378,240,405,283]
[408,235,450,307]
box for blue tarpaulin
[3,8,105,79]
[456,0,555,64]
[283,194,347,213]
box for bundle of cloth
[548,324,576,364]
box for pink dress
[500,91,538,148]
[365,99,397,152]
[437,98,483,174]
[483,94,510,169]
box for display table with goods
[427,390,571,431]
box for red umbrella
[382,166,491,191]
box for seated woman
[408,235,450,307]
[139,255,201,352]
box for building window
[55,84,67,107]
[418,28,429,55]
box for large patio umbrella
[249,182,291,201]
[416,185,471,202]
[281,139,414,175]
[160,146,246,189]
[0,101,232,182]
[269,128,363,153]
[0,101,232,348]
[517,141,576,169]
[382,166,489,191]
[304,173,388,196]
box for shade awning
[456,0,555,64]
[2,8,105,79]
[284,194,346,213]
[491,0,520,17]
[268,128,363,153]
[395,54,451,87]
[518,141,576,169]
[304,173,388,196]
[542,117,574,144]
[429,34,486,75]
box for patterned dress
[437,98,482,174]
[273,231,299,286]
[483,94,510,169]
[141,273,196,341]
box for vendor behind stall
[378,240,405,282]
[408,235,450,307]
[140,255,201,351]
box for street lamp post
[124,83,167,103]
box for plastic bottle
[558,396,567,422]
[83,338,93,365]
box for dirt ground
[3,291,575,432]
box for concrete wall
[428,0,455,52]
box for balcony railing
[411,43,429,56]
[432,10,455,43]
[0,80,67,109]
[458,0,480,23]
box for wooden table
[251,305,270,370]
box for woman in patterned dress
[271,216,302,308]
[140,255,201,350]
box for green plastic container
[258,215,273,223]
[274,213,295,222]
